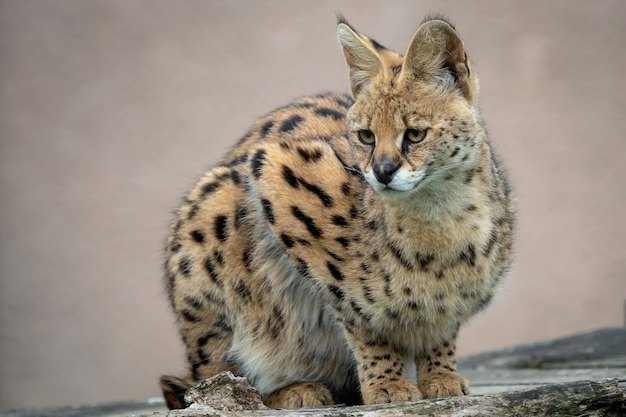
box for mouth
[365,168,430,197]
[376,174,429,196]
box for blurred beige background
[1,0,625,409]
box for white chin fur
[365,168,426,195]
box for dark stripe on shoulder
[291,206,322,238]
[260,120,275,138]
[261,199,275,224]
[327,284,345,300]
[214,215,229,241]
[299,178,333,208]
[280,114,304,132]
[327,261,345,281]
[314,107,344,121]
[251,149,267,179]
[296,146,324,163]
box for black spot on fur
[170,240,182,253]
[198,331,218,347]
[297,146,324,163]
[408,300,425,310]
[280,166,333,207]
[326,250,344,262]
[214,215,229,241]
[334,94,353,109]
[282,165,299,188]
[184,296,203,310]
[382,271,392,297]
[214,250,224,266]
[196,348,211,365]
[187,203,199,220]
[203,257,222,286]
[268,315,284,339]
[191,230,205,243]
[350,300,372,321]
[327,261,345,281]
[450,147,461,158]
[390,244,414,270]
[332,215,348,227]
[230,170,241,185]
[251,149,267,179]
[350,205,359,219]
[367,220,378,230]
[203,290,222,305]
[299,178,334,208]
[416,252,435,271]
[242,249,253,272]
[280,114,304,132]
[482,228,499,257]
[224,153,249,167]
[291,206,322,238]
[181,310,199,322]
[179,257,193,276]
[335,237,350,248]
[363,285,376,303]
[260,120,274,137]
[234,205,247,228]
[201,181,220,198]
[386,308,400,320]
[280,233,295,248]
[459,244,476,266]
[315,107,344,121]
[214,314,232,332]
[235,280,252,301]
[261,199,275,224]
[328,284,345,300]
[295,256,311,276]
[478,293,494,309]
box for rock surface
[182,372,267,412]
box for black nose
[373,161,400,185]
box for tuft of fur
[160,16,513,409]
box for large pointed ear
[337,18,383,98]
[401,19,478,104]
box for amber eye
[357,130,375,145]
[404,128,427,144]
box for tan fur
[160,16,513,409]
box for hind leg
[162,252,237,408]
[160,309,237,409]
[266,381,334,409]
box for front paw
[266,381,334,409]
[362,378,423,404]
[418,372,469,399]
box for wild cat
[160,15,513,409]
